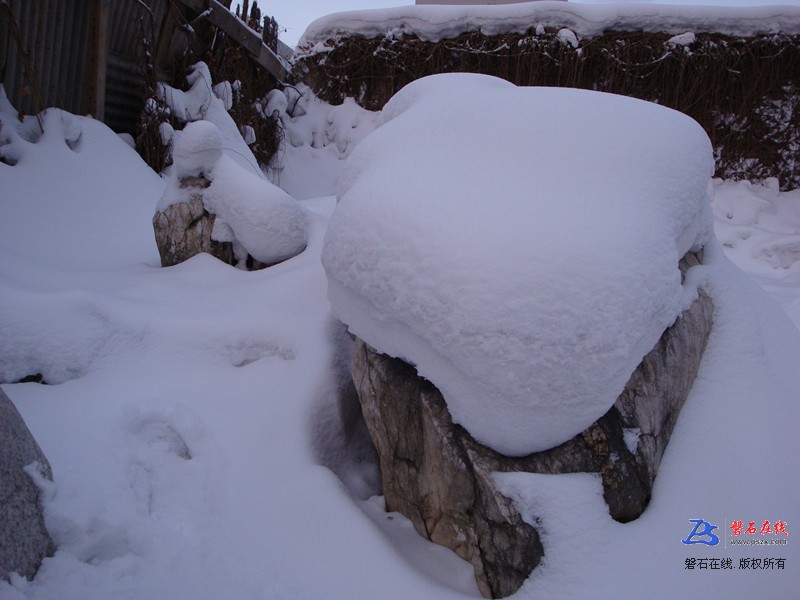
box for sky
[241,0,800,47]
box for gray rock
[354,339,542,599]
[152,175,278,271]
[0,387,55,582]
[350,251,713,598]
[152,175,237,268]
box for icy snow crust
[323,73,714,456]
[297,2,800,53]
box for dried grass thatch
[208,35,284,169]
[298,29,800,189]
[135,18,283,175]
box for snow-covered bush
[138,61,282,177]
[263,84,377,156]
[323,73,715,456]
[156,63,264,177]
[260,83,379,198]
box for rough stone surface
[350,251,713,598]
[353,340,543,599]
[0,387,55,582]
[153,176,234,268]
[152,176,271,270]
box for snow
[158,120,309,266]
[710,178,800,328]
[1,69,799,600]
[0,89,162,272]
[556,27,579,48]
[296,2,800,55]
[265,83,379,199]
[668,31,696,46]
[323,73,714,456]
[622,427,641,455]
[170,120,223,179]
[200,154,309,264]
[212,81,234,112]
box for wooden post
[0,2,8,83]
[176,0,290,82]
[85,0,109,120]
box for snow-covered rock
[351,255,714,597]
[152,180,235,269]
[0,388,54,582]
[323,73,714,456]
[352,339,543,599]
[154,120,309,269]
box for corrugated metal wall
[1,0,91,119]
[106,0,170,132]
[0,0,171,133]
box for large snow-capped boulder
[325,73,716,598]
[153,120,309,269]
[323,73,715,457]
[354,273,713,597]
[1,388,54,581]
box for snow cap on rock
[323,73,715,456]
[173,120,224,179]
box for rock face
[152,175,274,271]
[153,175,238,268]
[350,253,714,598]
[0,388,55,582]
[354,341,543,599]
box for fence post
[85,0,109,121]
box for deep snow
[0,75,798,599]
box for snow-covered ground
[710,178,800,328]
[1,74,798,600]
